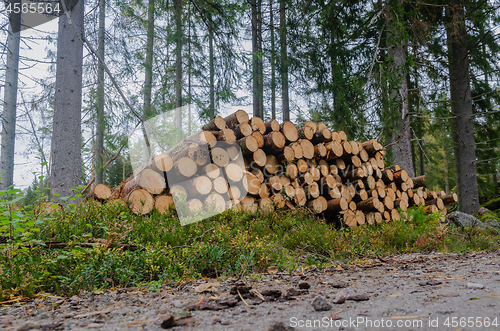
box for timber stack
[90,110,457,227]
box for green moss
[481,196,500,212]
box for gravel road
[2,251,499,331]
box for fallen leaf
[194,282,219,293]
[336,265,343,271]
[268,266,279,274]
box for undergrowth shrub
[1,198,499,300]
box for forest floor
[2,251,499,331]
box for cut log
[412,175,426,188]
[290,142,303,159]
[276,146,295,162]
[359,148,369,162]
[228,185,242,202]
[127,189,154,215]
[281,121,299,142]
[307,196,327,213]
[213,176,229,194]
[251,149,267,167]
[300,139,315,159]
[151,154,174,172]
[425,197,445,210]
[202,116,226,131]
[211,147,230,167]
[314,143,327,158]
[170,185,187,200]
[351,155,362,168]
[121,168,166,197]
[252,131,265,148]
[187,198,203,213]
[245,172,261,196]
[93,183,111,200]
[225,163,244,182]
[336,159,346,170]
[264,119,280,134]
[234,122,253,139]
[362,139,383,154]
[252,168,265,182]
[393,169,409,184]
[214,129,237,144]
[350,141,360,155]
[236,135,259,155]
[265,155,280,174]
[250,116,266,134]
[342,141,352,154]
[205,193,227,212]
[225,109,249,129]
[226,145,240,161]
[297,121,318,140]
[383,196,394,210]
[357,197,380,211]
[325,141,343,160]
[312,128,332,144]
[441,192,458,204]
[305,182,320,198]
[186,175,212,196]
[258,182,270,198]
[155,195,174,214]
[268,176,283,192]
[294,187,307,206]
[338,130,348,141]
[204,163,220,179]
[326,197,348,211]
[271,193,286,208]
[287,163,298,179]
[263,131,286,152]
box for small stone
[36,312,49,319]
[466,282,485,289]
[332,291,347,304]
[346,294,369,301]
[298,282,310,289]
[16,322,40,331]
[160,315,177,329]
[311,295,332,311]
[172,300,182,308]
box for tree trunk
[50,0,84,200]
[174,0,182,130]
[95,0,106,185]
[270,0,276,120]
[257,0,264,118]
[144,0,155,119]
[386,0,415,177]
[251,0,260,117]
[280,0,289,121]
[209,13,215,118]
[0,7,20,190]
[446,0,480,213]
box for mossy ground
[1,200,500,301]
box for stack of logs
[91,110,457,227]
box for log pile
[91,110,457,227]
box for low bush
[1,196,499,301]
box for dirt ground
[2,251,500,331]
